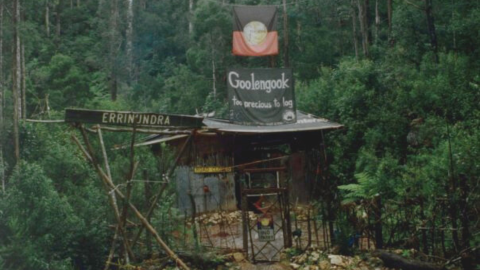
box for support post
[131,132,194,248]
[75,125,190,270]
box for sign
[194,166,233,174]
[257,215,275,242]
[232,6,278,56]
[65,109,204,128]
[227,68,296,125]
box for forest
[0,0,479,269]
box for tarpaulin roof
[203,111,342,134]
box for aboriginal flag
[232,6,278,56]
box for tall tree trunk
[295,0,302,52]
[56,0,62,38]
[12,0,21,163]
[21,42,26,119]
[365,0,371,42]
[356,0,369,57]
[211,42,216,98]
[459,174,473,269]
[126,0,133,84]
[109,0,119,101]
[446,121,460,251]
[189,0,194,35]
[282,0,289,67]
[351,0,359,61]
[45,0,50,37]
[374,0,380,43]
[387,0,392,35]
[0,0,4,192]
[21,3,26,119]
[424,0,438,62]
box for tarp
[227,68,295,125]
[232,6,278,56]
[203,111,343,134]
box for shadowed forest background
[0,0,479,269]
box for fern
[338,172,376,204]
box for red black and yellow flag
[232,6,278,56]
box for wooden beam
[131,132,194,248]
[76,125,191,270]
[240,167,287,173]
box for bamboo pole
[118,126,139,263]
[91,125,192,134]
[76,125,191,270]
[131,132,194,248]
[97,127,135,265]
[74,132,135,264]
[98,127,135,262]
[25,119,65,123]
[98,127,120,270]
[104,225,120,270]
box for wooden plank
[240,167,287,173]
[65,108,203,128]
[194,166,233,174]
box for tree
[12,0,21,163]
[0,0,4,192]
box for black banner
[227,68,296,125]
[65,109,204,128]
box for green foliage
[0,0,479,267]
[0,163,80,269]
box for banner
[232,6,278,56]
[227,68,296,125]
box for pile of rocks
[288,247,385,270]
[194,211,258,226]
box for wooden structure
[65,108,342,266]
[151,110,342,261]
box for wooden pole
[374,195,383,249]
[73,132,135,263]
[91,125,193,135]
[76,125,191,270]
[104,226,120,270]
[118,126,138,263]
[98,127,135,262]
[143,170,152,255]
[241,188,248,256]
[131,132,194,248]
[282,0,289,67]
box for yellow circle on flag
[260,217,270,226]
[243,21,268,46]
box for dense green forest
[0,0,479,269]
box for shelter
[150,111,343,215]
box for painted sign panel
[257,214,275,242]
[227,68,296,125]
[65,109,204,128]
[194,166,233,174]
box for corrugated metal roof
[203,111,343,134]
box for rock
[319,260,330,270]
[297,253,308,264]
[310,251,320,262]
[290,263,301,269]
[328,254,353,267]
[233,252,245,262]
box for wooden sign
[194,166,233,174]
[65,109,204,128]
